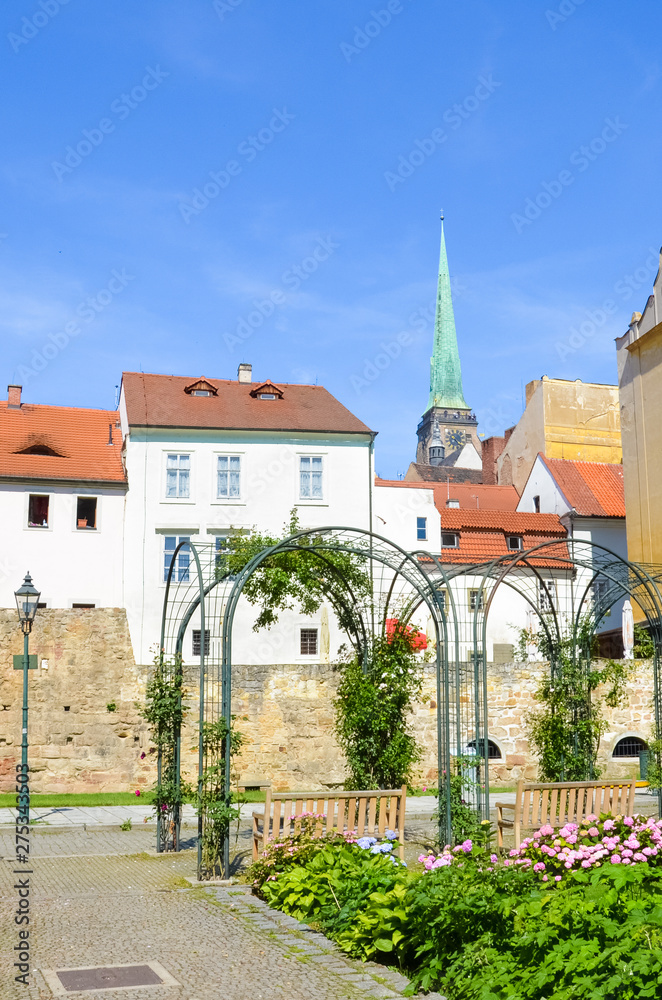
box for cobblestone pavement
[0,831,444,1000]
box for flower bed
[250,814,662,999]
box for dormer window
[507,536,523,551]
[250,380,284,399]
[15,443,64,457]
[184,378,218,396]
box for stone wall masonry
[0,609,156,793]
[0,608,655,792]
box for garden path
[0,829,445,1000]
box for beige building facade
[617,250,662,565]
[483,376,622,493]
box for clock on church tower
[446,427,465,451]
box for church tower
[415,217,480,467]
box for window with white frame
[441,532,459,548]
[163,536,191,582]
[299,456,323,499]
[192,629,210,657]
[538,580,557,613]
[417,517,427,541]
[469,588,485,612]
[28,494,49,528]
[165,454,190,498]
[507,535,523,551]
[217,455,241,499]
[300,627,319,656]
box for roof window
[250,380,284,399]
[507,536,523,551]
[16,443,64,457]
[184,378,218,396]
[441,532,459,548]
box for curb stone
[207,885,446,1000]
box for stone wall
[0,608,655,791]
[0,609,156,792]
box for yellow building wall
[618,321,662,565]
[542,378,622,463]
[495,377,622,494]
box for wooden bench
[496,778,637,849]
[252,786,407,861]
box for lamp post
[14,573,40,826]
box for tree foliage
[219,510,371,643]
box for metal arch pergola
[158,528,662,877]
[159,527,455,875]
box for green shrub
[255,825,662,999]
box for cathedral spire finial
[425,215,469,413]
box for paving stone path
[0,829,444,1000]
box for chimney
[481,435,506,486]
[237,363,252,384]
[7,384,22,408]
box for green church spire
[425,216,469,412]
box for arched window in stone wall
[612,736,648,758]
[467,738,503,760]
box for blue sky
[2,0,661,478]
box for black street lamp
[14,573,40,825]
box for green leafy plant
[139,652,192,851]
[518,617,632,781]
[634,623,656,659]
[257,830,662,999]
[220,509,371,640]
[197,716,245,877]
[437,756,493,846]
[106,701,117,712]
[120,818,132,831]
[333,619,424,789]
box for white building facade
[119,368,375,665]
[0,386,126,610]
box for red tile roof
[541,457,625,517]
[437,509,568,566]
[376,479,520,511]
[122,372,374,435]
[0,402,125,485]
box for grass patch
[0,788,266,808]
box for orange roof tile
[541,457,625,517]
[0,402,125,485]
[437,509,568,566]
[122,372,374,435]
[376,479,520,512]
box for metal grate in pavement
[41,960,179,995]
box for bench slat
[378,796,388,836]
[368,796,377,833]
[497,779,638,849]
